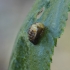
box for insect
[28,23,45,45]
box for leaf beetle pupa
[28,23,45,45]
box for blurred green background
[0,0,70,70]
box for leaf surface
[68,0,70,11]
[8,0,68,70]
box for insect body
[28,23,45,45]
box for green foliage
[8,0,69,70]
[68,0,70,11]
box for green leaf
[8,0,68,70]
[68,0,70,11]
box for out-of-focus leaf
[68,0,70,11]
